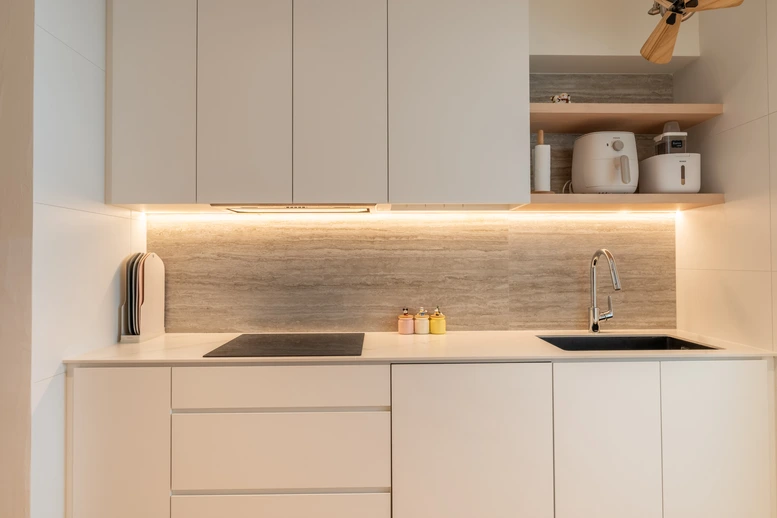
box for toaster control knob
[612,140,624,151]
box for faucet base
[588,307,600,333]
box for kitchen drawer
[172,365,390,409]
[171,494,391,518]
[172,412,391,491]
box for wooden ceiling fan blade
[641,12,682,64]
[684,0,744,11]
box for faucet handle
[599,295,615,322]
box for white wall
[530,0,700,73]
[674,0,774,350]
[31,1,146,516]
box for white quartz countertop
[63,330,777,366]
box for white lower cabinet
[70,359,773,518]
[553,362,664,518]
[172,365,390,409]
[661,360,771,518]
[172,412,391,491]
[171,494,391,518]
[392,363,554,518]
[553,359,771,518]
[72,367,171,518]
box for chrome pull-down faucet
[588,249,622,333]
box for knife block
[120,253,165,343]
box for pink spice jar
[398,308,415,335]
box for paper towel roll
[533,144,551,192]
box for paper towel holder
[532,129,553,194]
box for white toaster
[572,132,639,194]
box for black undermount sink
[538,335,716,352]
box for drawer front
[172,412,391,491]
[172,365,390,409]
[171,494,391,518]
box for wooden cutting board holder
[120,253,165,343]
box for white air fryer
[572,132,639,194]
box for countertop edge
[62,330,777,366]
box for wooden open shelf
[516,193,725,212]
[530,103,724,134]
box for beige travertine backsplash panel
[147,214,676,332]
[530,74,673,104]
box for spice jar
[398,308,415,335]
[430,306,446,335]
[414,307,430,335]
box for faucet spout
[591,248,622,291]
[589,249,622,333]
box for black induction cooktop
[203,333,365,358]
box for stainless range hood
[212,204,376,214]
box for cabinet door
[172,365,390,409]
[72,367,171,518]
[108,0,197,204]
[172,494,391,518]
[553,362,663,518]
[662,360,770,518]
[392,363,553,518]
[293,0,387,203]
[388,0,530,204]
[197,0,292,204]
[172,412,390,491]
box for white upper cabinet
[109,0,530,206]
[196,0,293,204]
[392,363,554,518]
[388,0,530,204]
[293,0,388,204]
[553,362,663,518]
[661,360,771,518]
[108,0,197,205]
